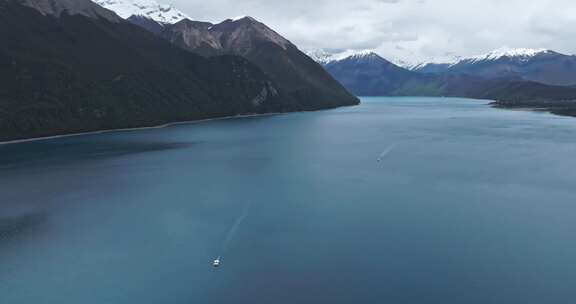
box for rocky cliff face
[208,17,292,54]
[161,19,223,56]
[160,16,360,109]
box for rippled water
[1,97,576,303]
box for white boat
[213,259,221,267]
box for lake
[1,97,576,303]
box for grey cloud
[166,0,576,63]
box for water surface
[1,97,576,303]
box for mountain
[92,0,190,24]
[412,48,576,86]
[321,51,416,96]
[0,0,357,142]
[306,49,449,96]
[159,16,359,108]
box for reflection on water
[0,138,194,170]
[0,212,46,243]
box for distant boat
[213,259,221,267]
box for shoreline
[0,112,285,146]
[490,101,576,118]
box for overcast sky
[166,0,576,64]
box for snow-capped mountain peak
[92,0,191,24]
[342,49,379,60]
[305,49,380,65]
[410,48,556,72]
[465,47,550,63]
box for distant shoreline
[490,100,576,118]
[0,112,285,146]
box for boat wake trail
[217,201,252,260]
[377,143,398,162]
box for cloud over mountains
[164,0,576,64]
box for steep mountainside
[160,17,359,108]
[0,0,313,141]
[127,14,164,34]
[161,19,222,56]
[22,0,121,21]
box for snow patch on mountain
[405,55,460,70]
[230,15,249,21]
[337,49,378,60]
[407,62,430,70]
[92,0,191,23]
[394,60,419,70]
[305,49,335,64]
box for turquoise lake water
[1,97,576,303]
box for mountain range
[307,48,576,104]
[0,0,357,142]
[412,48,576,86]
